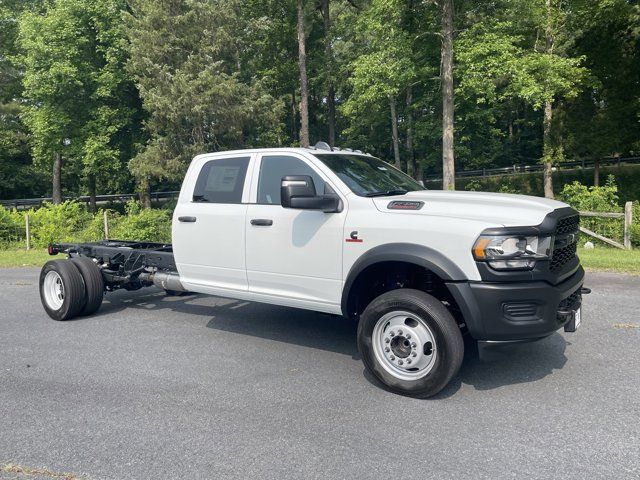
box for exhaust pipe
[140,271,187,292]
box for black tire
[70,256,104,316]
[357,288,464,398]
[39,259,86,321]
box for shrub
[27,201,93,248]
[109,200,172,243]
[0,207,25,247]
[632,202,640,247]
[559,176,624,245]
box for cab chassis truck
[40,144,589,398]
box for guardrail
[0,191,180,210]
[579,202,634,250]
[424,156,640,181]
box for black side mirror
[280,175,341,213]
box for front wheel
[357,289,464,398]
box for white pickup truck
[40,143,588,397]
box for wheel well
[344,261,464,324]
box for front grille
[555,214,580,235]
[550,215,579,273]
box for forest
[1,0,639,206]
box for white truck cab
[41,144,587,397]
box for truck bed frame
[49,240,179,292]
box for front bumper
[446,266,585,341]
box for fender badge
[387,201,424,210]
[346,231,363,243]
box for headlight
[472,234,552,270]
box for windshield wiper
[364,189,409,197]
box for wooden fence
[579,201,633,250]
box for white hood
[372,190,570,227]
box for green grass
[0,246,639,274]
[578,247,640,274]
[0,248,52,267]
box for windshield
[313,154,424,197]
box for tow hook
[581,287,591,295]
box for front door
[173,155,252,291]
[245,154,345,307]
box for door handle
[250,219,273,226]
[178,216,197,223]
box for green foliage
[1,0,639,199]
[559,176,624,245]
[27,201,93,248]
[0,207,25,247]
[559,176,620,212]
[125,0,284,191]
[109,201,171,243]
[0,200,172,248]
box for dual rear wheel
[39,257,104,321]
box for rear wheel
[39,260,86,321]
[358,289,464,398]
[70,256,104,316]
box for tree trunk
[297,0,310,148]
[406,86,416,178]
[52,152,62,204]
[88,173,97,213]
[593,159,600,187]
[321,0,336,147]
[389,96,401,170]
[291,91,298,142]
[441,0,455,190]
[542,0,554,199]
[139,177,152,209]
[543,100,554,199]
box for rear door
[173,154,253,291]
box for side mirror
[280,175,341,213]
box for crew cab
[40,143,588,397]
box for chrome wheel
[43,270,64,310]
[372,310,437,381]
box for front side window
[257,155,325,205]
[193,156,250,204]
[313,154,423,197]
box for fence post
[624,201,633,250]
[25,214,31,250]
[103,210,109,240]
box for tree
[456,0,589,197]
[125,0,284,205]
[297,0,310,147]
[440,0,455,190]
[17,0,141,206]
[0,0,45,199]
[320,0,336,146]
[341,0,416,170]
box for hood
[372,190,570,227]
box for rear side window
[193,157,250,204]
[257,155,325,205]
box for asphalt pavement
[0,268,638,479]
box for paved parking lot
[1,268,638,479]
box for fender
[341,242,468,317]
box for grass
[0,246,639,274]
[0,248,52,267]
[578,247,640,275]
